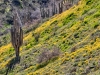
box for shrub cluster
[37,46,60,63]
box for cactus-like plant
[46,8,49,18]
[11,12,23,59]
[58,1,63,14]
[40,4,46,19]
[40,6,43,18]
[52,0,58,16]
[63,0,67,4]
[52,4,54,16]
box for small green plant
[33,33,40,42]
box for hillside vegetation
[0,0,100,75]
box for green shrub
[63,13,76,25]
[33,33,40,42]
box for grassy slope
[0,0,100,75]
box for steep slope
[0,0,100,75]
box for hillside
[0,0,100,75]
